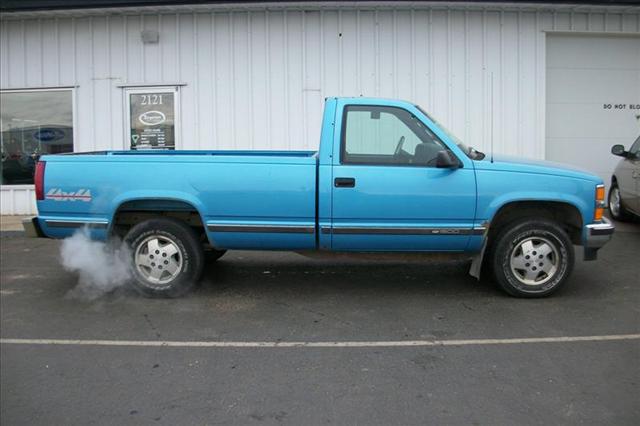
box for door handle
[335,177,356,188]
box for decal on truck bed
[46,188,92,202]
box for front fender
[476,171,596,226]
[481,191,590,225]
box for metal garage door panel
[546,103,635,138]
[546,137,625,181]
[546,69,636,104]
[546,34,640,186]
[547,35,639,69]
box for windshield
[415,105,485,160]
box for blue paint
[36,97,604,255]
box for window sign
[0,90,74,185]
[127,87,178,150]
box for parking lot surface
[1,224,639,425]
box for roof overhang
[1,1,638,20]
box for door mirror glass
[435,150,460,168]
[611,144,626,157]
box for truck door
[329,104,477,251]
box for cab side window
[341,106,447,166]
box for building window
[0,89,74,185]
[125,87,179,150]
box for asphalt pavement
[1,223,639,425]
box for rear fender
[110,191,208,235]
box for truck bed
[38,150,319,250]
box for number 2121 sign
[130,92,175,150]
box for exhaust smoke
[60,228,132,300]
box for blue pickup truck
[24,97,614,298]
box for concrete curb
[0,216,30,233]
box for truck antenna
[490,71,494,163]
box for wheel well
[112,199,206,242]
[487,201,583,246]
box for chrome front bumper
[583,217,615,260]
[585,217,615,248]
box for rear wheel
[125,217,204,298]
[491,219,574,298]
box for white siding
[1,3,639,215]
[0,185,38,215]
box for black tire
[124,217,204,298]
[608,182,631,222]
[491,219,574,298]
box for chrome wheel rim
[609,187,621,217]
[134,235,183,286]
[510,237,559,286]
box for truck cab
[316,98,480,252]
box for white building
[1,1,639,215]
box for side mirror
[611,144,627,157]
[435,150,460,168]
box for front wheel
[125,217,204,298]
[491,219,574,298]
[608,182,630,221]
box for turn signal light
[594,207,604,221]
[594,184,605,221]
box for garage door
[546,34,640,187]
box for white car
[609,136,640,221]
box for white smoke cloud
[60,228,133,300]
